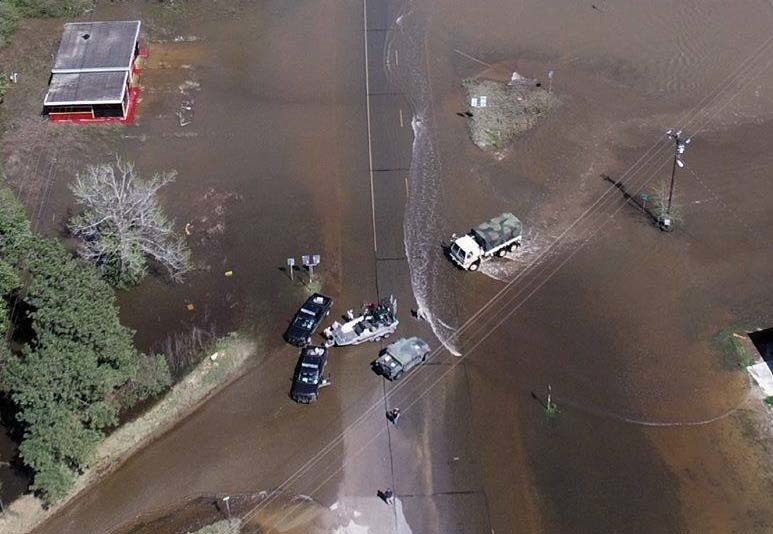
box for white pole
[223,496,231,520]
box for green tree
[0,259,19,337]
[0,182,171,504]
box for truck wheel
[394,371,404,380]
[421,353,428,363]
[469,260,480,271]
[496,248,507,257]
[508,241,520,252]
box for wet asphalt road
[34,1,488,533]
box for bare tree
[69,158,192,286]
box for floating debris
[176,99,194,126]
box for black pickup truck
[290,346,330,404]
[284,293,333,347]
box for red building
[43,21,141,121]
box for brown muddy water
[0,0,771,532]
[404,0,773,531]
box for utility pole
[659,130,691,232]
[287,257,295,281]
[222,495,231,520]
[545,384,558,417]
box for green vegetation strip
[0,333,257,534]
[714,327,757,370]
[0,183,169,503]
[0,0,90,49]
[462,77,559,151]
[192,519,242,534]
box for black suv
[290,346,330,403]
[284,293,333,347]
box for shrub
[115,353,172,410]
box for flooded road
[405,0,773,531]
[13,0,773,532]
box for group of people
[377,305,427,504]
[386,407,401,425]
[379,487,394,504]
[378,409,402,504]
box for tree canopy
[0,182,168,504]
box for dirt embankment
[0,334,258,534]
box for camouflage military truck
[447,212,523,271]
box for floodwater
[0,0,770,532]
[399,0,773,531]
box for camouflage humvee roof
[384,337,430,366]
[472,212,522,251]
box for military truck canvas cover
[471,212,522,252]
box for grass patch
[765,397,773,407]
[462,77,559,152]
[191,519,241,534]
[0,0,91,50]
[715,327,757,370]
[0,72,8,103]
[196,335,255,388]
[303,278,322,296]
[0,1,22,49]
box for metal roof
[44,21,139,107]
[52,21,140,73]
[44,71,128,106]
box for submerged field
[0,0,771,532]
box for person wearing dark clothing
[386,408,401,425]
